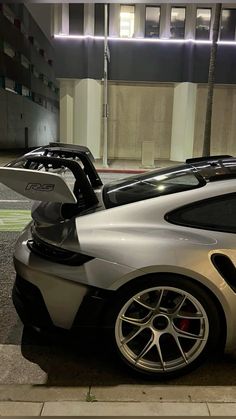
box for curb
[1,385,236,403]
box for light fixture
[54,34,236,46]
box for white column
[160,4,171,38]
[53,4,69,35]
[61,3,69,35]
[185,4,197,40]
[53,4,62,35]
[59,80,74,143]
[134,4,145,38]
[74,79,102,159]
[170,82,197,162]
[84,3,94,36]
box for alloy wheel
[115,286,209,373]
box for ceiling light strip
[54,34,236,45]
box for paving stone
[0,401,43,416]
[42,401,209,416]
[208,402,236,416]
[0,385,90,402]
[91,385,191,402]
[190,386,236,402]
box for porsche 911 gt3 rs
[1,144,236,378]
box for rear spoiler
[6,143,98,174]
[1,145,102,205]
[186,155,233,164]
[48,142,95,161]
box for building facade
[0,4,59,149]
[1,3,236,161]
[52,3,236,162]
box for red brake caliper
[178,318,190,331]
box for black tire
[108,274,224,379]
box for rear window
[103,165,203,208]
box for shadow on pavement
[21,326,236,387]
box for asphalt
[1,154,236,415]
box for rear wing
[1,145,102,206]
[0,166,77,203]
[5,143,101,186]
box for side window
[167,194,236,234]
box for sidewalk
[1,385,236,416]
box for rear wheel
[111,276,223,378]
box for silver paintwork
[12,174,236,353]
[115,286,209,373]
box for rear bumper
[13,227,114,330]
[12,274,111,332]
[12,275,54,330]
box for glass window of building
[145,6,160,38]
[3,5,15,24]
[21,55,30,69]
[5,78,16,94]
[69,4,84,35]
[196,8,211,40]
[3,42,15,58]
[120,5,135,38]
[95,4,109,36]
[22,86,30,97]
[220,9,236,41]
[170,7,186,39]
[33,67,39,79]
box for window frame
[195,7,212,40]
[145,5,161,38]
[165,192,236,234]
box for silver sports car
[1,144,236,378]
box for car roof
[185,156,236,183]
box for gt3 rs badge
[25,183,55,192]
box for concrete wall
[0,89,59,149]
[107,82,174,159]
[193,85,236,157]
[58,79,236,161]
[25,3,53,43]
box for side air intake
[211,253,236,292]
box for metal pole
[103,3,109,167]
